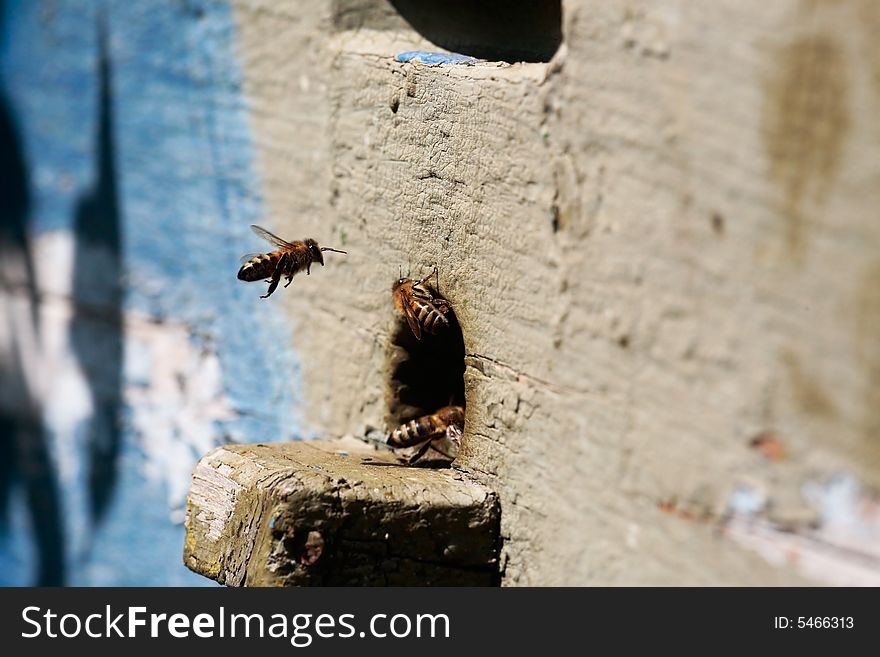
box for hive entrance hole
[389,0,562,64]
[386,292,465,440]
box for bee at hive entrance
[386,269,465,466]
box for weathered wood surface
[184,438,500,586]
[226,0,880,584]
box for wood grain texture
[231,0,880,584]
[185,439,500,585]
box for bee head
[306,239,324,266]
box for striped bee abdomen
[413,299,449,335]
[387,414,442,448]
[387,405,464,450]
[237,252,280,282]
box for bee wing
[250,225,295,249]
[239,252,264,264]
[402,299,422,340]
[429,424,462,460]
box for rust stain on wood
[750,431,788,462]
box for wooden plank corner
[183,437,501,586]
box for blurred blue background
[0,0,302,585]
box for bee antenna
[320,247,347,254]
[415,266,434,287]
[399,265,402,279]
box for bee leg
[282,253,295,286]
[408,441,433,465]
[261,277,281,298]
[261,254,286,298]
[428,439,455,460]
[414,265,439,288]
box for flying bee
[237,225,346,298]
[387,404,464,464]
[392,266,452,340]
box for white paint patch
[626,522,640,549]
[36,233,97,486]
[9,231,96,484]
[1,230,99,559]
[124,311,236,519]
[1,230,89,419]
[802,476,880,560]
[0,279,46,412]
[725,476,880,586]
[2,230,237,527]
[725,516,880,586]
[726,485,767,516]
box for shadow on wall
[0,0,64,585]
[0,5,124,584]
[70,17,124,527]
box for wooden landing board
[184,438,500,586]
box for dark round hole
[389,0,562,64]
[386,290,465,433]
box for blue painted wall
[0,0,301,585]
